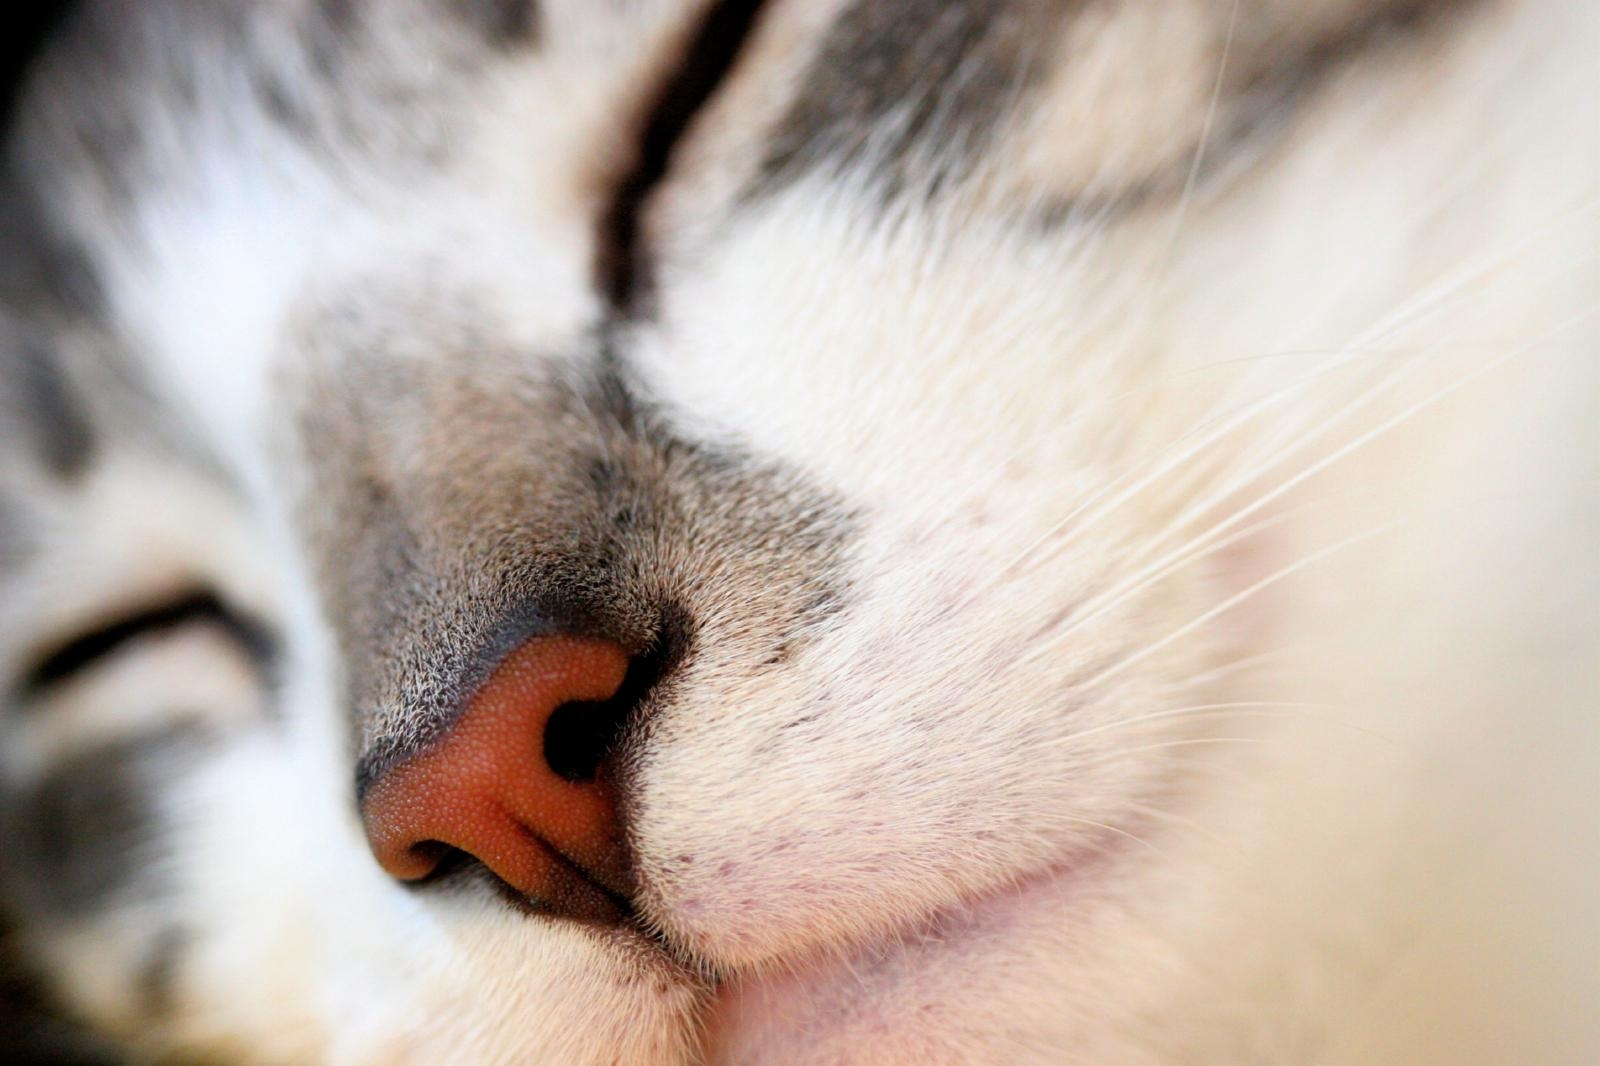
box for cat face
[1,2,1595,1063]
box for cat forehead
[0,0,1496,604]
[11,0,1461,378]
[0,0,1489,732]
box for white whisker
[1159,0,1240,268]
[993,195,1598,594]
[1056,815,1167,857]
[1082,516,1404,690]
[1048,701,1326,748]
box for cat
[0,1,1595,1063]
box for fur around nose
[360,635,635,922]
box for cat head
[1,2,1593,1062]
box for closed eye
[19,590,275,699]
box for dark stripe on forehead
[598,0,771,314]
[753,0,1077,198]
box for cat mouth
[417,847,639,926]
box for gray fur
[0,318,95,481]
[288,287,854,788]
[753,0,1080,199]
[10,1,534,222]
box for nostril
[359,634,643,922]
[543,697,623,782]
[401,840,460,882]
[543,644,668,781]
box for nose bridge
[292,326,662,752]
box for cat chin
[664,823,1129,971]
[702,846,1134,1065]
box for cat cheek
[1204,518,1287,660]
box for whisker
[1069,736,1271,761]
[1117,800,1234,852]
[1046,701,1327,748]
[994,196,1597,587]
[1055,703,1399,754]
[1158,0,1241,268]
[1082,516,1404,690]
[1056,815,1168,857]
[1018,500,1311,665]
[992,363,1337,580]
[1167,647,1292,688]
[1047,303,1597,690]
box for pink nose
[360,635,635,921]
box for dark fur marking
[0,323,95,480]
[0,496,29,575]
[305,0,359,82]
[1032,0,1484,227]
[597,0,772,315]
[1228,0,1480,141]
[21,1,523,208]
[0,158,106,318]
[18,589,277,699]
[0,971,124,1066]
[0,2,78,131]
[135,922,187,1021]
[778,711,821,732]
[752,0,1077,200]
[760,641,795,667]
[0,724,213,919]
[460,0,539,49]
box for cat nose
[360,635,637,922]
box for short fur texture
[0,1,1595,1063]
